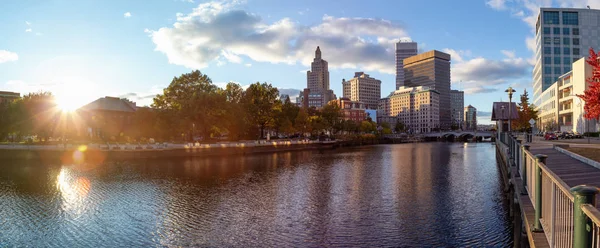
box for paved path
[528,142,600,206]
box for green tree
[514,89,539,132]
[243,82,279,139]
[152,70,226,141]
[321,102,343,134]
[223,82,247,140]
[394,121,405,133]
[294,108,310,135]
[360,120,376,133]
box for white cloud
[0,50,18,63]
[453,50,530,94]
[442,48,471,63]
[501,50,516,59]
[147,0,409,74]
[244,63,252,67]
[221,50,242,63]
[124,12,132,18]
[25,21,31,26]
[25,28,32,32]
[486,0,508,10]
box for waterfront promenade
[497,134,600,247]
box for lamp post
[505,87,516,133]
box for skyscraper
[533,7,600,107]
[450,90,464,129]
[342,72,381,109]
[395,41,418,90]
[404,50,451,130]
[303,46,336,108]
[464,105,477,130]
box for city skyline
[1,0,600,125]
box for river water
[0,143,512,247]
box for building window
[573,38,580,45]
[554,56,561,64]
[573,48,580,55]
[544,66,552,74]
[544,27,551,35]
[554,67,561,74]
[543,37,551,44]
[554,47,561,54]
[564,64,571,71]
[563,37,570,45]
[553,37,560,45]
[562,12,579,25]
[545,47,552,54]
[573,28,579,35]
[564,57,571,65]
[563,47,570,55]
[544,57,552,64]
[553,27,560,35]
[563,27,570,35]
[543,11,559,24]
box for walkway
[529,144,600,206]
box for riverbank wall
[0,142,338,161]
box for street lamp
[505,87,516,133]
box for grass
[565,147,600,163]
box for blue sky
[1,0,598,124]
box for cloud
[486,0,508,10]
[0,50,18,63]
[486,0,600,54]
[501,50,516,59]
[124,12,132,18]
[464,86,498,94]
[442,48,471,63]
[25,28,32,32]
[453,50,530,94]
[244,63,252,67]
[147,0,409,74]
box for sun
[56,97,78,112]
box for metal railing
[498,133,600,248]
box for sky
[1,0,600,124]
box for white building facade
[341,72,381,110]
[533,8,600,107]
[537,57,599,133]
[388,86,440,133]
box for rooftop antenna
[588,5,590,9]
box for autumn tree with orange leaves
[577,48,600,122]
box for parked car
[545,132,558,140]
[554,131,565,139]
[572,131,583,138]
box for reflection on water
[0,143,511,247]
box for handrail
[537,160,575,202]
[582,204,600,226]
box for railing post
[571,185,600,248]
[516,140,522,171]
[533,154,547,232]
[521,145,530,195]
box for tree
[294,108,310,135]
[152,70,226,141]
[243,82,279,139]
[321,102,343,135]
[223,82,248,140]
[394,121,405,133]
[513,89,539,132]
[578,48,600,122]
[360,120,376,133]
